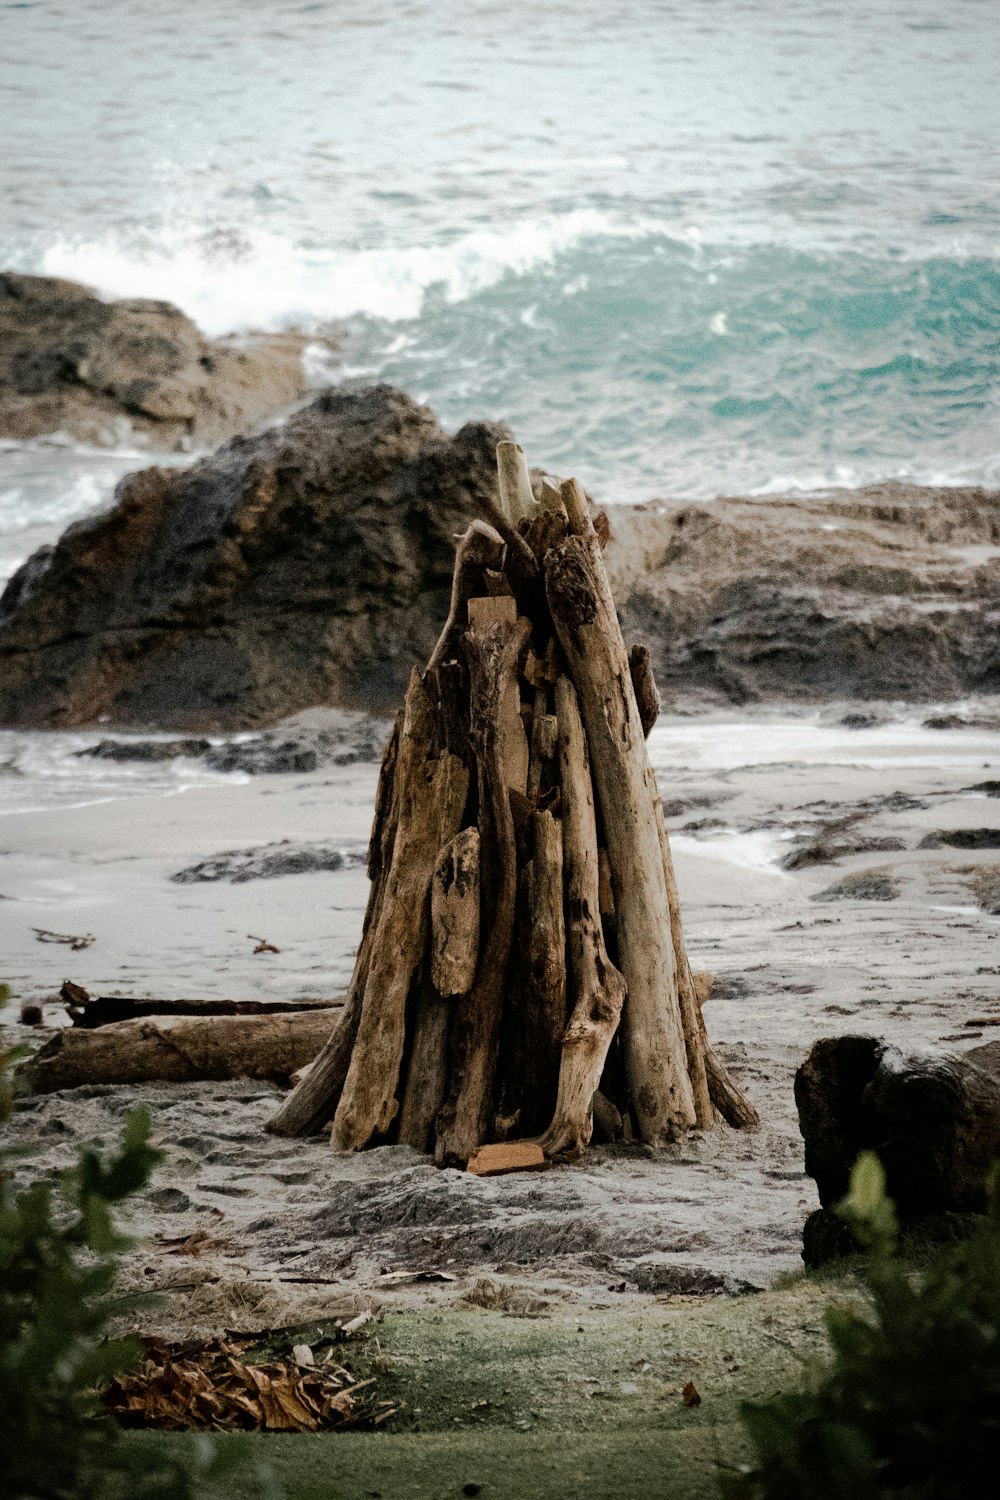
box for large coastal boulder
[608,484,1000,703]
[0,271,312,450]
[0,385,509,728]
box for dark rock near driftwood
[0,271,311,450]
[0,385,510,728]
[79,737,213,764]
[919,828,1000,851]
[811,868,900,902]
[171,841,366,884]
[796,1035,1000,1217]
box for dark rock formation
[795,1034,1000,1215]
[919,829,1000,851]
[0,271,312,450]
[171,841,366,884]
[0,385,510,728]
[608,483,1000,704]
[75,711,389,774]
[811,867,900,902]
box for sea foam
[41,211,660,336]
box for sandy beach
[3,702,997,1324]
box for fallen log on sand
[59,983,341,1028]
[23,1009,335,1093]
[268,442,757,1160]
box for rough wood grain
[430,827,481,997]
[516,807,567,1134]
[435,614,532,1165]
[266,712,403,1137]
[544,481,696,1143]
[397,965,452,1152]
[25,1009,335,1093]
[538,677,627,1157]
[66,994,340,1028]
[496,440,538,526]
[331,672,469,1150]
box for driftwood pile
[268,444,757,1163]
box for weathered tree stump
[268,445,757,1161]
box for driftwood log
[60,987,340,1028]
[268,445,756,1160]
[796,1034,1000,1214]
[24,1009,335,1093]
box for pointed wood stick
[267,715,404,1137]
[331,672,469,1150]
[435,614,532,1165]
[544,480,697,1143]
[496,441,538,526]
[635,644,758,1133]
[519,807,567,1131]
[538,677,626,1157]
[397,964,451,1152]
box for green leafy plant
[0,987,275,1499]
[735,1152,1000,1499]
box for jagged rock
[0,271,313,450]
[608,483,1000,704]
[79,738,213,764]
[0,385,510,728]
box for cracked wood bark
[399,827,481,1150]
[26,1009,336,1093]
[544,479,697,1143]
[396,964,451,1151]
[429,827,481,998]
[330,671,469,1150]
[539,676,626,1156]
[513,807,567,1135]
[266,714,403,1137]
[435,613,532,1165]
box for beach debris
[22,1009,337,1093]
[160,1228,226,1257]
[100,1334,398,1432]
[32,927,94,951]
[267,443,758,1161]
[681,1381,702,1407]
[377,1268,458,1285]
[250,935,281,954]
[467,1142,547,1177]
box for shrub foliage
[737,1152,1000,1500]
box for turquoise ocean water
[0,0,998,570]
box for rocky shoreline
[0,280,997,731]
[0,270,322,452]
